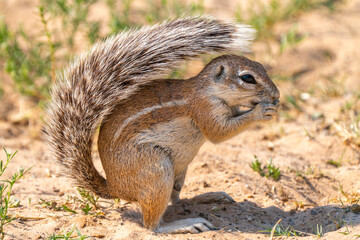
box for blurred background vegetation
[0,0,338,102]
[0,0,358,146]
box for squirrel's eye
[240,74,256,84]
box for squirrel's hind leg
[137,153,174,229]
[170,167,187,204]
[137,150,216,234]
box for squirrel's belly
[135,117,205,175]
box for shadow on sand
[159,198,360,236]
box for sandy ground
[0,0,360,239]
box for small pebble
[300,92,311,101]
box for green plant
[39,198,62,211]
[280,24,306,53]
[62,205,77,214]
[39,5,56,82]
[236,0,340,39]
[1,0,207,101]
[40,199,78,214]
[144,0,205,24]
[331,184,360,205]
[40,188,103,216]
[47,226,88,240]
[0,19,52,101]
[303,127,315,140]
[235,0,311,39]
[250,155,281,181]
[40,191,101,216]
[315,224,324,237]
[106,0,134,33]
[326,159,341,167]
[105,0,205,79]
[323,0,338,11]
[338,224,351,235]
[0,149,31,239]
[250,157,264,177]
[326,148,346,167]
[267,161,281,181]
[39,0,100,49]
[327,213,348,230]
[333,94,360,149]
[81,203,92,215]
[77,187,99,209]
[0,0,103,103]
[285,95,302,111]
[106,0,205,33]
[260,223,300,237]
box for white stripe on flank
[114,99,188,140]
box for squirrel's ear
[213,64,225,81]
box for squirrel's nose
[273,99,280,106]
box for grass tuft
[260,219,301,237]
[315,224,324,237]
[46,225,88,240]
[250,155,281,181]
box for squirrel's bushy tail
[43,16,256,198]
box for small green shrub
[81,203,92,215]
[0,149,31,239]
[0,0,207,101]
[280,24,306,53]
[106,0,134,33]
[144,0,205,24]
[39,0,100,49]
[0,19,52,101]
[250,155,281,181]
[236,0,341,39]
[250,157,264,177]
[77,187,99,210]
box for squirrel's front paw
[253,101,279,121]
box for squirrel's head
[200,54,280,110]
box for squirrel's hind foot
[155,218,217,234]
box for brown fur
[98,55,279,231]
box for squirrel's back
[43,16,256,198]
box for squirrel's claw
[155,218,216,234]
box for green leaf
[62,205,77,214]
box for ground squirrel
[44,16,279,233]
